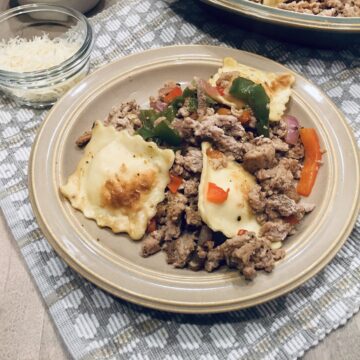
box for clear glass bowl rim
[0,4,94,82]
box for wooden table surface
[1,1,359,359]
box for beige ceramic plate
[200,1,360,47]
[29,45,360,313]
[201,0,360,32]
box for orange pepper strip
[207,182,229,204]
[147,218,157,233]
[216,107,232,115]
[168,174,183,194]
[163,86,182,103]
[239,109,251,124]
[296,128,322,197]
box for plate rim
[29,44,360,313]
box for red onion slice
[197,79,223,102]
[154,100,167,112]
[285,115,300,145]
[150,98,168,112]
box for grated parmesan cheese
[0,34,81,73]
[0,31,90,107]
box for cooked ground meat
[215,71,238,88]
[256,160,297,194]
[76,130,92,147]
[163,192,188,241]
[188,253,206,271]
[278,0,360,16]
[76,78,318,281]
[248,185,267,213]
[284,187,302,203]
[270,119,288,139]
[204,232,284,279]
[288,142,305,160]
[196,81,207,118]
[204,247,224,272]
[247,142,311,228]
[173,147,203,177]
[252,0,360,16]
[155,201,168,225]
[166,192,188,222]
[193,228,214,271]
[142,80,315,279]
[243,141,276,173]
[104,100,141,134]
[185,203,202,226]
[171,117,199,144]
[178,105,190,118]
[165,233,196,268]
[302,202,316,213]
[163,220,181,242]
[265,194,304,219]
[172,114,248,160]
[183,178,200,197]
[195,114,247,140]
[272,137,290,153]
[141,229,164,257]
[259,220,294,242]
[205,114,247,139]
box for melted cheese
[209,57,295,121]
[198,142,260,238]
[60,121,174,240]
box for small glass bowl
[0,4,94,108]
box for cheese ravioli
[209,57,295,121]
[60,121,174,240]
[198,142,260,238]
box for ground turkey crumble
[252,0,360,17]
[76,80,317,280]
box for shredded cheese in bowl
[0,4,94,108]
[0,34,81,73]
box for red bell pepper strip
[163,87,182,103]
[296,128,322,197]
[207,182,229,204]
[284,215,299,225]
[168,174,183,194]
[216,86,225,96]
[147,218,157,233]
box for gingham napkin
[0,1,359,359]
